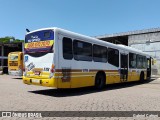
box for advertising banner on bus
[24,30,54,53]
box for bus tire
[140,72,144,82]
[95,72,106,89]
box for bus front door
[120,54,128,82]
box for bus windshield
[9,54,18,61]
[25,30,54,53]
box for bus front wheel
[95,73,106,89]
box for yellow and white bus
[8,52,23,76]
[23,27,151,89]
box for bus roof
[26,27,150,57]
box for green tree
[0,36,24,43]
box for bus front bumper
[23,76,57,87]
[8,70,22,76]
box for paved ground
[0,75,160,120]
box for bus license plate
[34,71,41,75]
[32,79,40,84]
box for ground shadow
[12,77,22,80]
[29,78,155,97]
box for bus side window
[73,40,92,61]
[108,48,119,67]
[63,37,73,60]
[143,56,147,68]
[152,59,154,65]
[137,55,143,69]
[129,53,137,68]
[93,45,107,62]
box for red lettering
[46,41,50,46]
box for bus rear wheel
[140,72,144,82]
[95,73,105,89]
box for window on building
[73,40,92,61]
[63,37,73,60]
[129,53,137,68]
[93,45,107,62]
[108,48,119,67]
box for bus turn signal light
[50,64,55,73]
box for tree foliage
[0,36,24,43]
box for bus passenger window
[93,45,107,62]
[63,37,73,60]
[143,56,147,68]
[73,40,92,61]
[152,59,154,65]
[129,53,137,68]
[137,55,143,69]
[108,48,119,67]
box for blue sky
[0,0,160,40]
